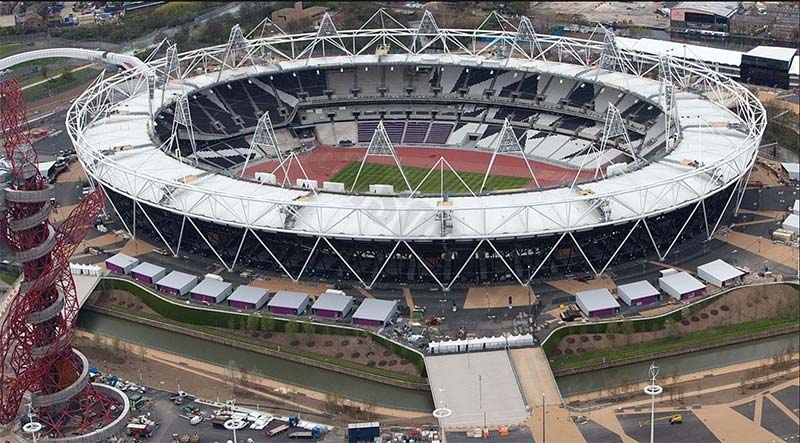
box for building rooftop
[746,46,798,63]
[312,291,353,313]
[106,252,138,269]
[156,271,196,289]
[130,262,164,277]
[697,259,745,283]
[660,271,705,294]
[191,278,232,297]
[268,291,309,309]
[228,286,269,304]
[791,56,799,76]
[672,2,738,18]
[352,298,398,323]
[617,280,660,300]
[575,288,620,312]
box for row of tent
[70,263,103,276]
[428,333,535,354]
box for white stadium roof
[72,53,756,241]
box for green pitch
[330,162,531,193]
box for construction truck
[639,414,682,427]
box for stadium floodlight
[351,121,411,192]
[160,43,180,109]
[162,92,197,165]
[413,10,450,53]
[598,26,634,75]
[481,119,540,193]
[216,25,249,82]
[242,112,284,178]
[659,55,680,150]
[297,12,350,59]
[511,17,544,60]
[571,103,635,187]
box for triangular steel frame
[216,24,249,82]
[481,119,540,192]
[351,121,410,192]
[242,112,284,177]
[162,93,197,165]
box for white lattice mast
[217,24,249,82]
[299,12,350,59]
[481,119,540,192]
[572,103,635,187]
[164,92,197,165]
[511,16,544,59]
[160,43,180,109]
[598,26,633,74]
[242,112,284,177]
[659,55,680,150]
[352,121,410,192]
[413,9,447,53]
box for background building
[740,47,798,90]
[267,291,310,316]
[659,271,706,300]
[311,290,354,318]
[670,1,738,35]
[352,299,398,327]
[190,278,233,304]
[156,271,198,296]
[617,280,660,306]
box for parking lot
[122,386,332,443]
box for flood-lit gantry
[67,10,765,290]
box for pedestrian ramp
[425,350,529,428]
[509,347,563,407]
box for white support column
[135,201,176,257]
[525,233,567,285]
[186,217,231,271]
[247,228,296,281]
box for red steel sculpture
[0,78,122,437]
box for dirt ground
[554,284,798,355]
[715,229,799,269]
[531,1,669,29]
[463,284,534,309]
[547,274,616,295]
[248,276,332,294]
[90,289,420,377]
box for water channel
[76,310,435,412]
[556,332,800,398]
[77,310,798,410]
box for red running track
[243,144,595,188]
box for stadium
[67,10,765,290]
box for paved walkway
[510,348,561,407]
[426,351,528,428]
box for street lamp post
[542,392,546,443]
[644,363,663,443]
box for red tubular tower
[0,79,127,439]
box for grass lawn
[0,43,24,57]
[330,161,531,193]
[549,317,799,371]
[22,67,101,101]
[0,272,19,286]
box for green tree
[260,315,275,332]
[618,321,635,346]
[605,321,619,336]
[227,318,236,330]
[246,313,260,331]
[507,2,530,16]
[301,322,316,344]
[284,321,299,341]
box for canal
[77,310,435,412]
[556,332,800,398]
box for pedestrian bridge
[0,48,142,71]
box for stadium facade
[67,11,765,290]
